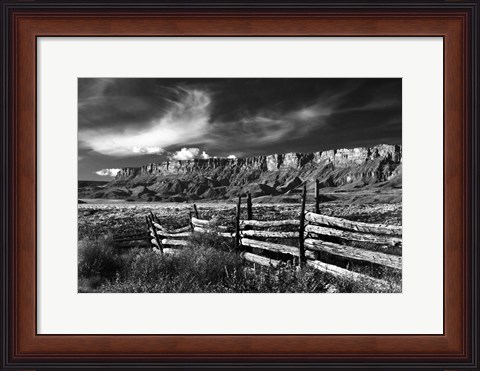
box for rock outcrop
[116,144,401,178]
[83,144,402,202]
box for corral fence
[111,232,150,248]
[139,180,402,288]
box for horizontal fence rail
[305,224,401,246]
[305,211,402,236]
[191,217,231,232]
[241,252,281,269]
[304,239,402,270]
[240,219,300,228]
[241,237,315,260]
[193,226,235,238]
[153,222,191,234]
[155,231,191,238]
[240,230,299,238]
[161,239,189,247]
[112,230,150,248]
[306,260,391,289]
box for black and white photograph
[78,78,402,293]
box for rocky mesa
[79,144,402,203]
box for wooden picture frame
[1,0,478,369]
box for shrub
[78,231,400,293]
[120,236,245,292]
[78,235,123,282]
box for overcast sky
[78,78,401,180]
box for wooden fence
[140,182,402,287]
[112,232,150,248]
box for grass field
[78,200,402,293]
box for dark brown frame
[1,1,479,369]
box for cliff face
[116,144,402,178]
[85,144,401,202]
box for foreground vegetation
[78,231,401,293]
[78,201,402,293]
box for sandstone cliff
[81,144,402,202]
[116,144,401,178]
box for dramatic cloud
[95,168,122,177]
[79,87,212,157]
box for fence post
[298,183,307,267]
[193,203,199,219]
[235,194,242,249]
[147,215,163,253]
[246,192,254,269]
[315,179,320,214]
[149,211,156,224]
[189,211,194,232]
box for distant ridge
[79,144,402,203]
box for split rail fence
[140,182,402,287]
[112,232,150,248]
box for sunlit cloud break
[78,88,212,157]
[171,147,210,161]
[95,168,122,177]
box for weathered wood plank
[305,224,401,246]
[152,221,191,234]
[241,238,315,259]
[306,260,391,289]
[240,230,299,238]
[156,231,191,238]
[191,217,210,227]
[153,221,168,230]
[191,217,230,231]
[305,212,402,236]
[193,226,235,238]
[240,219,300,227]
[304,239,402,270]
[161,239,189,246]
[170,225,192,233]
[241,252,281,268]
